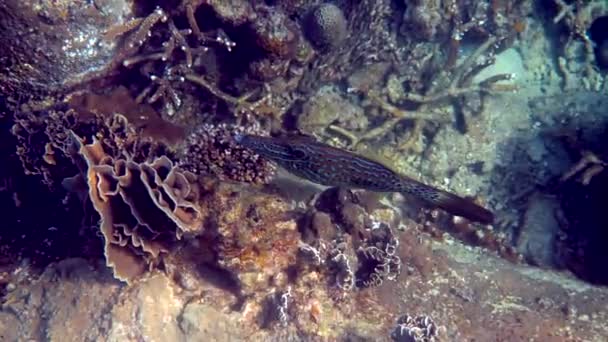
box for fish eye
[289,147,308,160]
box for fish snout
[233,132,245,144]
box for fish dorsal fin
[355,144,403,174]
[279,130,318,142]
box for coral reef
[5,224,608,340]
[1,0,608,340]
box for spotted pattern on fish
[235,133,494,224]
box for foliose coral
[73,131,204,283]
[179,123,276,184]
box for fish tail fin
[431,190,494,224]
[399,179,494,224]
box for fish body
[235,133,494,224]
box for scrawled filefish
[235,133,494,224]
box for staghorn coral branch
[183,73,270,118]
[328,34,517,152]
[402,81,515,103]
[368,93,452,122]
[402,36,516,104]
[167,20,193,67]
[186,3,204,38]
[560,151,607,185]
[327,125,361,146]
[551,0,597,77]
[103,17,144,42]
[122,18,193,68]
[186,4,236,52]
[184,73,250,105]
[328,92,452,149]
[553,0,575,24]
[127,7,168,49]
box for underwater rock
[208,183,300,295]
[204,0,256,26]
[180,302,246,340]
[347,62,392,93]
[274,0,313,17]
[66,86,186,146]
[243,4,303,82]
[248,57,291,81]
[516,192,561,268]
[252,5,299,58]
[589,15,608,69]
[0,0,131,95]
[5,225,608,340]
[597,39,608,68]
[109,274,185,340]
[2,0,608,340]
[297,85,367,135]
[0,258,121,342]
[400,0,443,41]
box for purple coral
[303,3,348,51]
[179,123,276,184]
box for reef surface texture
[1,0,608,341]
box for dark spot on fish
[468,161,485,175]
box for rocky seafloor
[1,0,608,341]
